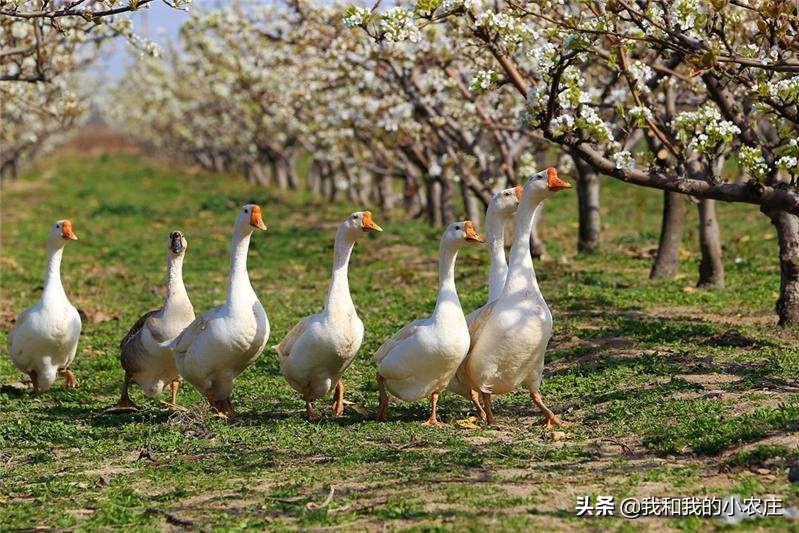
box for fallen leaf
[344,400,368,416]
[550,430,570,441]
[454,417,480,429]
[683,286,697,293]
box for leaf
[454,417,480,429]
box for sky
[94,1,193,81]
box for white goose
[374,221,485,425]
[8,220,81,391]
[107,231,195,412]
[461,168,571,426]
[276,211,383,420]
[170,204,269,417]
[447,186,521,414]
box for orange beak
[249,204,267,230]
[61,220,78,240]
[361,211,383,232]
[546,167,572,191]
[464,220,485,243]
[514,185,523,202]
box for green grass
[1,147,798,530]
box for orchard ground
[1,137,798,530]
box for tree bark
[273,159,289,189]
[763,208,799,326]
[428,179,443,227]
[574,156,600,253]
[696,199,725,288]
[650,191,687,278]
[440,172,455,225]
[377,174,395,211]
[308,161,321,195]
[461,179,482,226]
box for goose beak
[361,211,383,232]
[250,204,268,230]
[464,220,485,243]
[61,220,78,240]
[170,231,184,254]
[546,167,572,191]
[514,185,523,202]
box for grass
[1,143,798,530]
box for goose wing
[274,316,310,360]
[372,318,425,365]
[7,308,32,352]
[171,310,213,359]
[466,301,497,353]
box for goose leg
[469,389,487,420]
[205,388,225,417]
[164,379,182,411]
[331,380,345,417]
[224,398,235,419]
[481,392,495,426]
[28,370,39,393]
[423,391,444,427]
[59,369,78,389]
[104,374,138,413]
[306,401,321,421]
[530,391,563,428]
[376,374,388,421]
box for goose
[106,231,195,412]
[276,211,383,420]
[460,167,571,426]
[7,220,81,391]
[374,220,485,425]
[169,204,269,417]
[447,186,522,416]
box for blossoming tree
[345,0,799,324]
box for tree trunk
[285,157,299,190]
[377,174,395,211]
[696,199,725,288]
[650,191,687,278]
[404,177,423,219]
[308,161,321,195]
[574,156,600,253]
[427,179,443,227]
[274,160,289,189]
[440,172,455,225]
[461,180,482,226]
[763,208,799,326]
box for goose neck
[227,230,255,307]
[164,253,189,310]
[41,244,66,304]
[326,226,355,313]
[433,241,461,321]
[504,198,544,296]
[485,209,508,302]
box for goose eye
[55,224,59,228]
[455,225,461,230]
[352,214,357,219]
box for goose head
[488,186,523,218]
[168,230,188,257]
[522,167,572,202]
[235,204,268,235]
[343,210,383,237]
[48,220,78,248]
[442,220,485,249]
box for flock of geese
[6,168,572,426]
